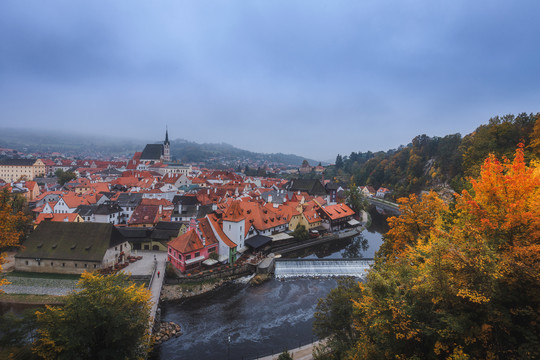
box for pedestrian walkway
[258,340,324,360]
[121,251,167,334]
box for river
[153,207,389,360]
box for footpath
[258,340,324,360]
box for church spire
[163,126,171,162]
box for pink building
[167,218,218,273]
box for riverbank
[0,293,65,305]
[161,277,230,301]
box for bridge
[274,258,374,279]
[121,251,166,334]
[366,197,400,215]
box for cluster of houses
[1,131,391,275]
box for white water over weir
[274,258,374,279]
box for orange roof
[223,200,245,222]
[320,203,355,220]
[303,209,321,224]
[207,214,237,248]
[61,195,90,208]
[35,212,81,225]
[168,229,204,254]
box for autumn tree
[378,190,447,261]
[33,272,153,360]
[317,146,540,359]
[0,188,30,290]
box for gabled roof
[0,158,39,166]
[223,200,245,222]
[207,214,237,248]
[35,212,82,225]
[319,203,355,220]
[140,144,164,161]
[168,229,204,254]
[285,179,327,196]
[16,222,125,262]
[116,227,151,243]
[60,195,90,209]
[128,205,161,225]
[116,193,143,207]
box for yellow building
[0,159,46,182]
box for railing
[147,259,157,290]
[234,336,319,360]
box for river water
[153,207,389,360]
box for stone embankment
[154,321,182,345]
[161,278,229,301]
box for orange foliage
[381,191,447,260]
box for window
[50,262,53,266]
[84,264,87,268]
[25,260,28,265]
[62,263,65,267]
[94,264,97,268]
[186,254,191,260]
[209,247,216,253]
[75,263,78,267]
[195,252,200,257]
[38,261,41,266]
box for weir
[274,258,374,279]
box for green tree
[0,308,38,359]
[342,183,367,214]
[33,272,153,360]
[335,155,343,169]
[292,224,310,241]
[313,278,362,359]
[54,169,77,186]
[277,350,294,360]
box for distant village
[0,131,392,276]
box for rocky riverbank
[160,279,228,301]
[154,321,182,345]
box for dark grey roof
[97,168,122,175]
[245,234,272,249]
[0,158,38,166]
[155,221,185,231]
[151,221,184,241]
[285,179,327,196]
[75,205,95,217]
[117,193,143,208]
[16,222,126,262]
[196,205,214,218]
[117,227,152,243]
[172,195,200,206]
[94,202,123,215]
[140,144,164,160]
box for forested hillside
[314,146,540,359]
[327,113,539,198]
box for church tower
[163,127,171,162]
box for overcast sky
[1,1,539,161]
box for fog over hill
[0,128,323,166]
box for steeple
[163,127,171,162]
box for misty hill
[0,128,320,167]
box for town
[0,130,392,280]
